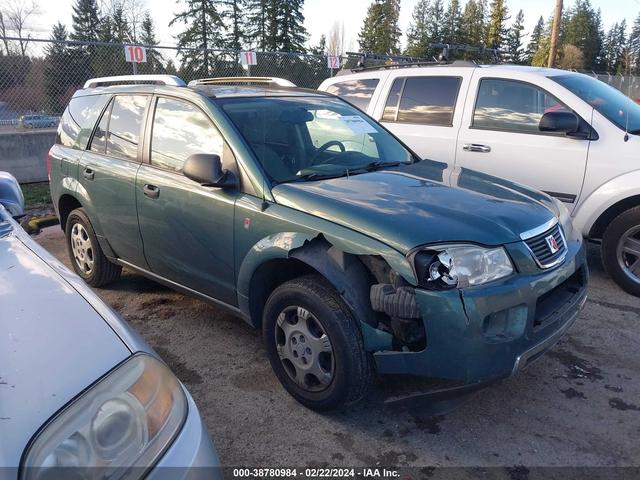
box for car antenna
[624,107,630,142]
[261,83,269,211]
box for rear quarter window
[382,76,461,126]
[57,94,110,149]
[325,79,379,111]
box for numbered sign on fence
[124,45,147,63]
[240,51,258,66]
[327,56,340,69]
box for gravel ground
[35,226,640,469]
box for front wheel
[65,208,122,287]
[263,275,373,411]
[602,206,640,296]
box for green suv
[49,75,588,410]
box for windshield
[551,74,640,133]
[218,96,414,184]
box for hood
[272,161,558,254]
[0,231,130,467]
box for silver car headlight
[21,354,187,480]
[413,245,514,289]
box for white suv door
[456,73,592,207]
[370,69,472,164]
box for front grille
[524,223,567,268]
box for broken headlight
[414,245,514,289]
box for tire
[65,208,121,287]
[263,274,373,411]
[601,206,640,297]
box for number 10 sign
[124,45,147,63]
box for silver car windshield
[218,96,414,184]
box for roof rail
[83,75,186,89]
[188,77,296,87]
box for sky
[22,0,640,54]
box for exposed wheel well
[58,194,82,231]
[589,195,640,240]
[248,258,316,328]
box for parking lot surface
[35,227,639,468]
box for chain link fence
[589,72,640,102]
[1,37,639,132]
[0,37,358,131]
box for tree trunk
[548,0,563,68]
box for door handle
[143,184,160,199]
[83,168,95,180]
[463,143,492,153]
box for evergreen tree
[69,0,101,81]
[562,0,604,70]
[70,0,100,43]
[219,0,245,51]
[442,0,463,44]
[45,22,74,113]
[245,0,268,49]
[404,0,430,57]
[139,11,164,73]
[485,0,509,50]
[630,13,640,73]
[526,16,544,64]
[170,0,225,77]
[460,0,486,47]
[275,0,307,52]
[111,5,132,43]
[603,20,626,73]
[427,0,445,46]
[531,17,552,67]
[358,0,401,54]
[506,9,525,64]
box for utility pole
[548,0,563,68]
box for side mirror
[183,154,237,189]
[539,111,580,136]
[0,172,25,217]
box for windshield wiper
[364,160,409,171]
[627,129,640,135]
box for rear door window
[105,95,148,161]
[325,79,380,111]
[382,76,461,126]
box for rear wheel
[602,207,640,297]
[65,208,121,287]
[263,275,373,411]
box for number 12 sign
[125,45,147,63]
[327,56,340,69]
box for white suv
[319,64,640,296]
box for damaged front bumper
[372,238,588,385]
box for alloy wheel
[616,225,640,286]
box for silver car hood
[0,220,132,467]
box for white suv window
[325,79,379,111]
[473,79,571,134]
[381,76,461,126]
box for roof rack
[188,77,296,87]
[83,75,186,88]
[431,43,504,63]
